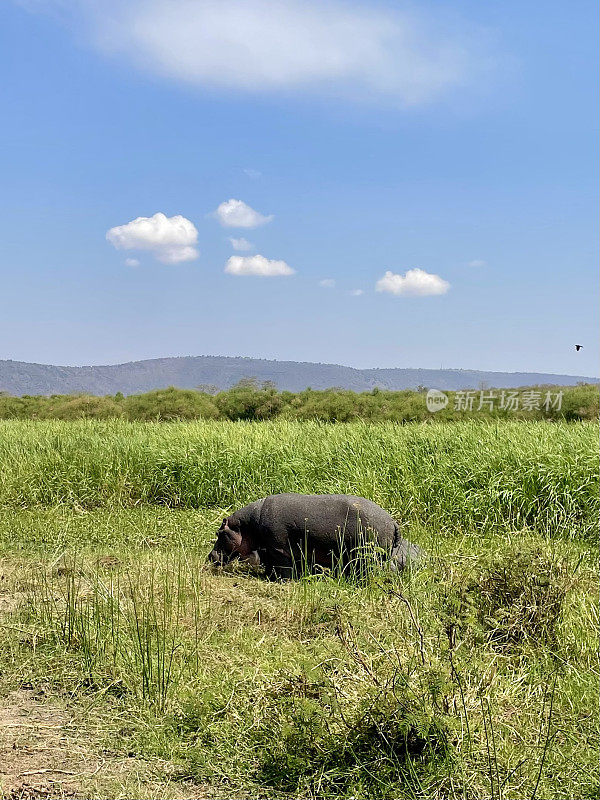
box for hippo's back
[257,493,398,549]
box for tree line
[0,379,596,422]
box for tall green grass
[0,419,597,540]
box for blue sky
[1,0,597,375]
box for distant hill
[0,356,597,396]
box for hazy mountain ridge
[0,357,597,396]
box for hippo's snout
[207,547,262,570]
[207,548,224,566]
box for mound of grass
[469,546,576,649]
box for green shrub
[214,378,283,420]
[123,387,219,421]
[0,382,597,422]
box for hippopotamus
[207,493,422,579]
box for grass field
[0,420,597,798]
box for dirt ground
[0,688,97,798]
[0,688,207,800]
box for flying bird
[575,344,583,351]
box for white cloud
[124,257,140,267]
[34,0,486,106]
[214,199,273,229]
[243,168,262,179]
[229,237,254,252]
[106,212,199,264]
[349,289,364,296]
[319,278,336,288]
[468,259,486,267]
[376,268,450,297]
[225,254,295,277]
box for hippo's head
[207,517,261,568]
